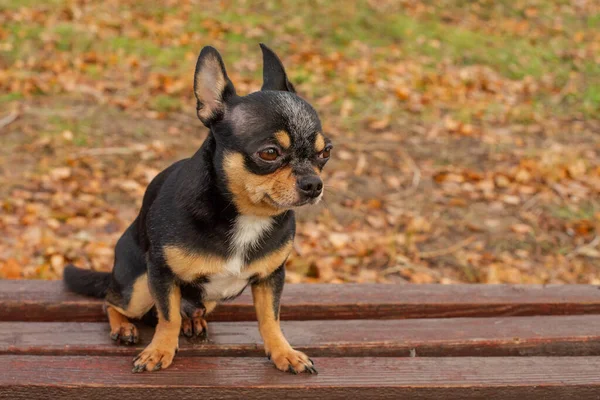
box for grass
[1,23,44,63]
[43,115,93,147]
[550,203,598,221]
[0,92,23,103]
[1,0,597,121]
[246,2,578,80]
[587,13,600,28]
[583,85,600,115]
[150,95,182,112]
[381,14,570,81]
[107,37,165,59]
[0,0,65,9]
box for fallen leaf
[49,167,72,180]
[0,258,22,279]
[328,233,350,249]
[511,224,533,234]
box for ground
[0,0,599,284]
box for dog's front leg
[252,265,317,374]
[133,258,181,373]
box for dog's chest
[203,215,273,301]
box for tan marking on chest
[164,246,226,282]
[246,240,293,279]
[164,239,292,285]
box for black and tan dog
[64,44,331,374]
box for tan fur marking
[155,285,182,338]
[165,240,291,283]
[108,274,154,319]
[252,284,286,345]
[204,301,218,315]
[164,246,226,282]
[314,133,325,153]
[274,130,291,149]
[268,167,299,205]
[107,305,139,343]
[252,284,313,373]
[133,286,181,371]
[224,152,299,216]
[107,306,129,329]
[246,240,292,278]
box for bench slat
[3,280,600,321]
[2,355,600,399]
[3,315,600,357]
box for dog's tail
[63,264,111,298]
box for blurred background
[0,0,599,284]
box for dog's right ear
[194,46,236,126]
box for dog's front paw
[180,315,208,341]
[132,344,177,373]
[268,347,317,374]
[110,321,139,345]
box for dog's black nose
[297,175,323,198]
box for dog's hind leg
[103,221,155,345]
[107,305,139,345]
[105,273,155,345]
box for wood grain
[3,315,600,357]
[2,356,600,399]
[3,280,600,322]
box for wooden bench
[2,281,600,399]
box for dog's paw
[132,344,177,373]
[181,313,208,341]
[193,315,208,341]
[181,318,193,337]
[110,322,139,345]
[268,347,317,375]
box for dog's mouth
[262,193,320,209]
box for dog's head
[194,44,332,217]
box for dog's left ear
[194,46,236,126]
[260,43,296,93]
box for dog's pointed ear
[260,43,296,93]
[194,46,236,126]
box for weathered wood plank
[2,356,600,399]
[3,315,600,357]
[3,280,600,322]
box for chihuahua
[64,44,332,374]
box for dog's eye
[319,145,332,160]
[258,148,280,161]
